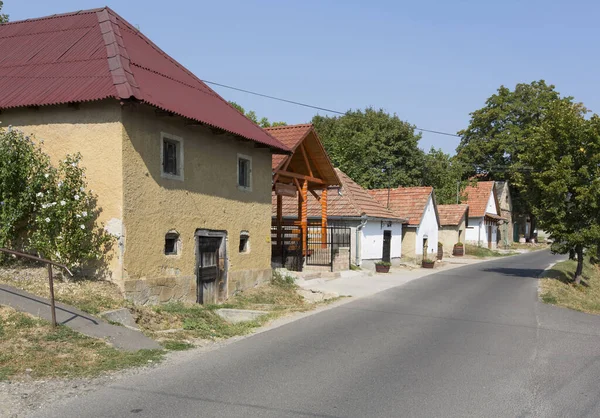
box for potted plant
[375,260,391,273]
[422,258,435,268]
[437,242,444,260]
[452,242,464,256]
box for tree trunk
[569,248,576,260]
[574,245,584,285]
[528,215,536,241]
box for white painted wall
[414,195,439,257]
[360,220,402,261]
[486,192,498,215]
[465,217,498,248]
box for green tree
[517,101,600,284]
[0,1,8,23]
[228,101,286,128]
[456,80,573,237]
[312,108,424,189]
[422,148,469,204]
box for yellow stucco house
[0,8,290,304]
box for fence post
[47,264,57,328]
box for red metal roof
[0,8,289,152]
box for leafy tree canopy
[0,1,8,23]
[312,108,424,189]
[456,80,573,231]
[229,101,286,128]
[422,148,470,204]
[517,101,600,283]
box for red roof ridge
[102,8,285,147]
[96,9,141,100]
[0,7,104,26]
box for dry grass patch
[464,244,517,258]
[0,265,126,314]
[0,306,163,381]
[540,258,600,314]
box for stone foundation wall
[124,276,196,305]
[228,268,272,295]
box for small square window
[237,154,252,191]
[165,232,180,255]
[161,133,184,181]
[239,231,250,253]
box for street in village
[30,250,600,418]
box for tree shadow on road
[481,267,545,279]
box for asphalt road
[35,251,600,417]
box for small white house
[463,181,503,249]
[369,187,440,262]
[274,169,406,269]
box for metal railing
[0,248,73,328]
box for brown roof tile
[437,204,469,226]
[462,181,497,218]
[265,124,313,170]
[367,187,434,225]
[273,169,404,220]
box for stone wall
[332,248,350,272]
[228,268,272,295]
[124,276,196,305]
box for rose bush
[0,127,112,270]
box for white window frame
[237,153,252,192]
[160,132,184,181]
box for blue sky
[7,1,600,154]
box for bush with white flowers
[0,128,112,269]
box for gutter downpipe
[356,215,368,266]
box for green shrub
[375,261,391,267]
[271,270,296,288]
[0,128,112,270]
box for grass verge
[0,306,163,381]
[465,244,517,258]
[539,258,600,314]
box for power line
[201,79,461,138]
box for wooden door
[382,230,392,263]
[487,225,492,249]
[197,237,221,304]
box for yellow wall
[439,216,467,255]
[120,104,273,297]
[1,101,124,282]
[401,228,417,261]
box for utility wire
[202,79,461,138]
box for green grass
[162,340,195,351]
[465,244,517,258]
[539,258,600,314]
[0,306,164,381]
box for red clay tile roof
[0,8,288,152]
[462,181,498,218]
[437,204,469,226]
[265,124,313,170]
[368,187,434,225]
[273,169,404,220]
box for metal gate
[271,225,303,271]
[305,225,351,270]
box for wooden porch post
[301,180,308,255]
[276,194,283,247]
[321,187,327,248]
